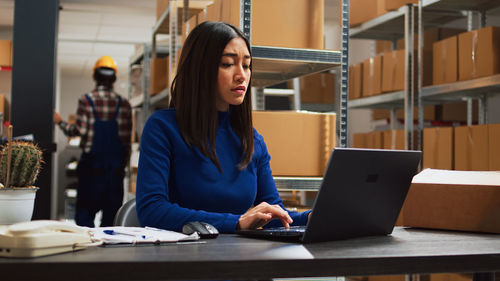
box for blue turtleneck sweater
[136,109,310,233]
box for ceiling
[0,0,158,80]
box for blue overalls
[75,93,127,227]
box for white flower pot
[0,187,39,225]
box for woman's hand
[53,111,63,124]
[237,202,293,230]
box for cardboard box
[383,129,405,150]
[350,0,380,27]
[362,56,383,96]
[149,57,169,95]
[489,124,500,171]
[349,63,363,100]
[299,72,335,104]
[368,275,406,281]
[252,111,336,176]
[365,131,384,149]
[372,106,436,121]
[423,127,453,170]
[352,132,367,148]
[383,0,418,11]
[376,40,393,55]
[0,40,12,67]
[156,0,169,20]
[0,94,5,117]
[397,27,463,52]
[382,49,405,92]
[433,36,458,85]
[430,274,472,281]
[454,125,489,171]
[221,0,324,49]
[436,100,478,122]
[403,169,500,234]
[458,26,500,81]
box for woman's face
[216,37,251,112]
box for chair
[113,198,140,226]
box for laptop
[236,148,422,243]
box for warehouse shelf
[350,0,500,40]
[349,74,500,110]
[153,0,213,35]
[251,46,342,88]
[130,44,170,66]
[274,177,322,191]
[129,88,170,109]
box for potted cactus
[0,125,44,225]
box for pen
[103,229,146,239]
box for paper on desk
[91,227,200,244]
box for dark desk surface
[1,227,499,281]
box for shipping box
[423,127,453,170]
[149,57,169,95]
[433,36,458,85]
[362,56,383,96]
[220,0,324,49]
[382,49,405,92]
[454,125,489,171]
[352,132,367,148]
[383,0,418,11]
[0,40,12,66]
[299,72,335,104]
[350,0,380,27]
[403,169,500,234]
[156,0,169,20]
[383,129,405,150]
[349,63,363,99]
[252,111,336,176]
[436,100,478,122]
[489,124,500,171]
[372,106,435,121]
[365,131,384,149]
[458,26,500,81]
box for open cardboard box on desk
[403,169,500,234]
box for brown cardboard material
[376,40,393,55]
[0,94,5,117]
[382,49,405,92]
[352,132,367,148]
[156,0,169,20]
[365,131,384,149]
[433,36,458,85]
[459,26,500,81]
[383,129,405,150]
[362,56,383,96]
[149,57,169,95]
[299,72,335,104]
[0,40,11,66]
[223,0,324,49]
[349,63,363,99]
[423,127,453,170]
[350,0,379,27]
[383,0,418,11]
[454,125,489,171]
[252,111,336,176]
[396,27,463,52]
[403,169,500,234]
[372,106,435,121]
[430,274,472,281]
[489,124,500,171]
[437,100,478,122]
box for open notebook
[236,148,422,243]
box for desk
[1,227,499,281]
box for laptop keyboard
[261,225,306,236]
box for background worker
[54,55,132,227]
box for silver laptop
[236,148,422,243]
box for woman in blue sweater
[136,21,311,233]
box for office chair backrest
[113,198,140,226]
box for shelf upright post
[416,0,423,152]
[339,0,350,148]
[293,78,301,110]
[478,11,488,125]
[143,44,152,123]
[169,0,178,91]
[404,4,416,150]
[240,0,261,109]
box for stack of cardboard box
[350,0,418,27]
[0,40,13,67]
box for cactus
[0,141,43,188]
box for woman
[136,21,311,233]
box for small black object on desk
[182,221,219,239]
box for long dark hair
[169,21,253,173]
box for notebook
[236,148,422,243]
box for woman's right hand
[237,202,293,230]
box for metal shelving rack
[134,0,350,192]
[348,0,500,150]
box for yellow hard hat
[93,55,118,74]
